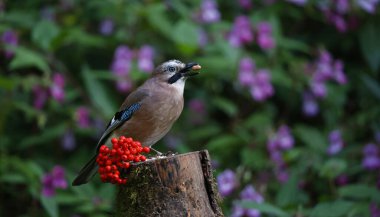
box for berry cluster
[96,136,150,185]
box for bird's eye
[168,66,176,73]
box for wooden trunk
[115,150,224,217]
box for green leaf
[239,201,291,217]
[41,196,58,217]
[32,20,60,50]
[0,75,17,90]
[243,111,272,130]
[276,173,308,206]
[361,74,380,101]
[3,10,37,28]
[194,55,234,78]
[319,159,347,179]
[293,125,326,153]
[9,47,50,74]
[145,4,172,39]
[271,67,294,89]
[338,184,380,201]
[81,67,117,117]
[347,202,371,217]
[64,28,105,47]
[172,20,199,55]
[0,173,26,184]
[55,193,85,205]
[310,200,353,217]
[26,161,45,177]
[18,124,66,149]
[212,97,238,117]
[97,184,116,201]
[206,135,240,152]
[359,21,380,71]
[188,125,222,141]
[277,37,310,53]
[241,149,266,170]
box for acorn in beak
[180,62,202,77]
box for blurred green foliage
[1,0,380,217]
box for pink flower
[50,73,65,103]
[138,45,155,73]
[199,0,220,23]
[33,85,48,110]
[238,58,274,102]
[228,16,254,47]
[217,169,238,197]
[1,29,18,58]
[41,166,67,197]
[75,107,91,128]
[256,22,275,50]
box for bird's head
[153,60,201,84]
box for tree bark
[115,150,224,217]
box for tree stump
[116,150,224,217]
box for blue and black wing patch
[96,103,141,149]
[108,103,141,128]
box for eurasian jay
[72,60,201,186]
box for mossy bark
[115,150,224,217]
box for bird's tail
[72,155,98,186]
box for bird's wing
[96,103,141,148]
[96,90,150,150]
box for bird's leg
[150,147,163,156]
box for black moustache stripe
[168,73,183,84]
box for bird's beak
[180,62,202,77]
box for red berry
[101,155,108,161]
[111,149,117,156]
[96,136,147,185]
[128,154,135,161]
[105,166,111,172]
[143,147,150,153]
[113,143,119,149]
[99,146,106,154]
[123,162,130,168]
[130,148,137,155]
[114,156,121,163]
[111,138,118,144]
[121,155,128,161]
[117,148,124,156]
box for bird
[72,60,201,186]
